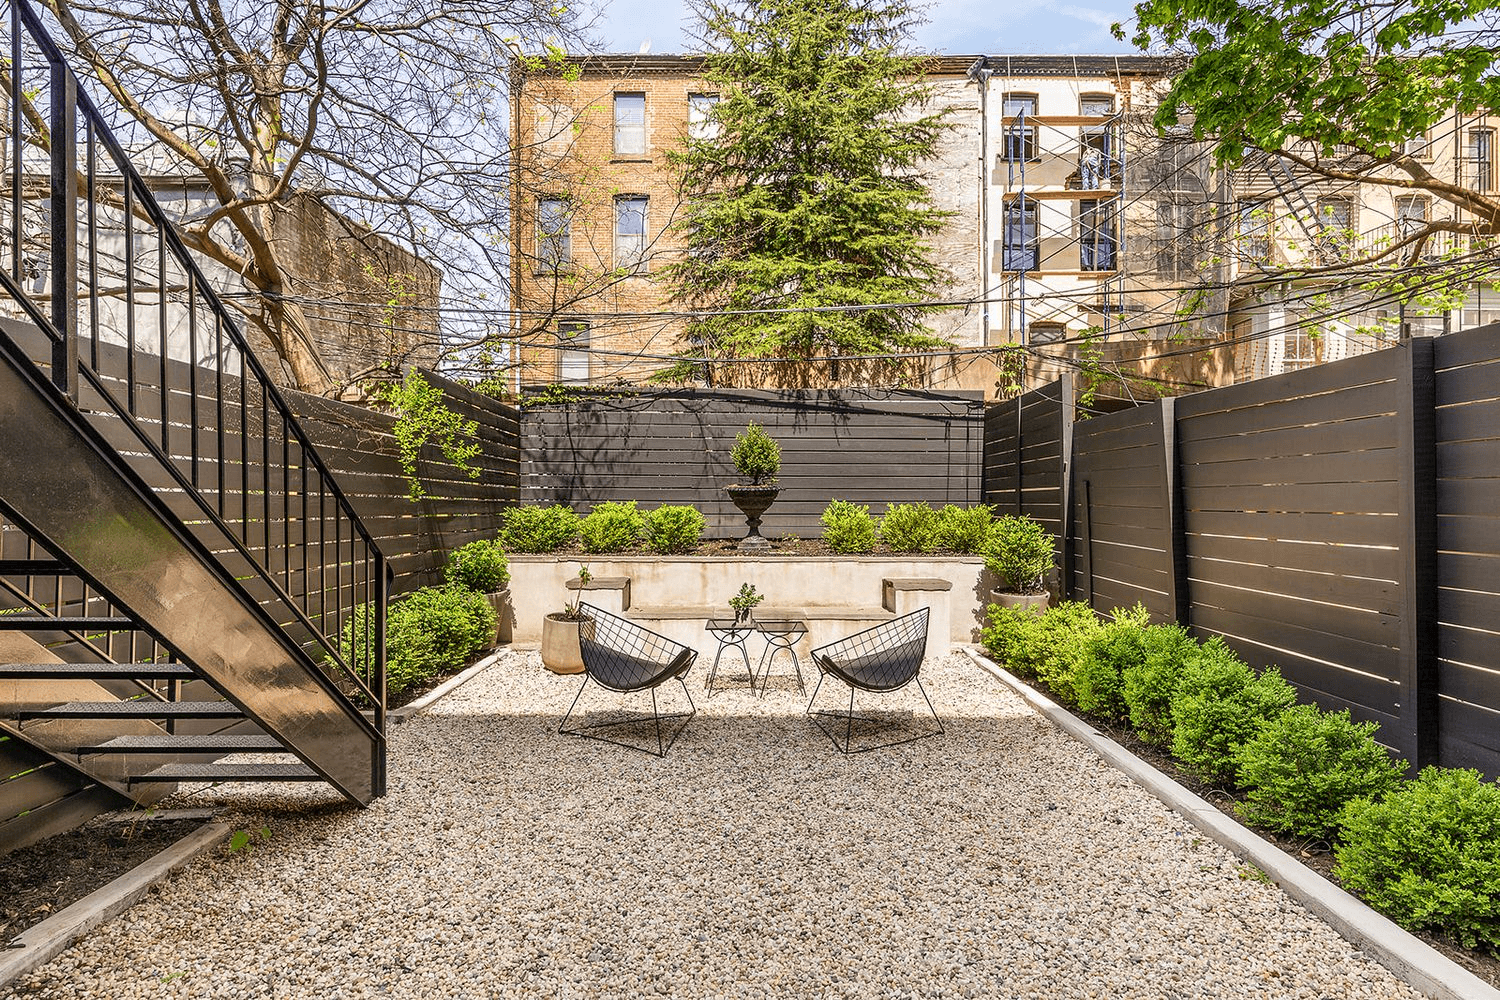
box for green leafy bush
[1072,603,1152,720]
[644,504,706,554]
[981,600,1099,702]
[342,586,496,696]
[821,499,877,554]
[443,539,509,593]
[980,602,1048,677]
[1235,704,1405,838]
[500,504,580,553]
[1120,623,1199,745]
[984,515,1055,593]
[731,422,781,485]
[1170,643,1297,786]
[932,504,993,554]
[1336,767,1500,949]
[578,500,647,553]
[880,502,937,552]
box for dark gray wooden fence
[521,389,986,539]
[981,329,1500,777]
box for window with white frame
[1314,196,1354,264]
[1002,200,1038,271]
[614,195,649,272]
[1282,330,1317,370]
[1079,198,1116,271]
[1469,129,1494,191]
[688,93,721,140]
[614,92,646,155]
[1001,93,1038,162]
[1395,195,1428,240]
[1238,199,1271,264]
[558,320,590,382]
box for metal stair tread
[0,559,71,575]
[0,615,135,629]
[78,734,282,754]
[131,762,319,783]
[0,661,196,679]
[19,700,244,720]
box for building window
[1395,195,1428,240]
[1001,93,1038,163]
[1470,129,1494,192]
[558,320,590,382]
[614,195,648,272]
[1238,200,1271,264]
[1079,199,1116,271]
[1079,94,1115,188]
[1029,321,1066,345]
[1282,330,1316,371]
[688,93,720,140]
[1315,196,1354,264]
[536,197,571,270]
[1403,130,1432,160]
[1002,200,1038,271]
[614,92,646,155]
[1155,201,1199,277]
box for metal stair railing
[0,1,386,733]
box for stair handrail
[0,0,387,723]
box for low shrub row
[981,601,1500,950]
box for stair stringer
[0,336,381,804]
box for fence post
[1396,337,1439,768]
[1160,397,1189,625]
[48,60,78,398]
[1057,377,1075,602]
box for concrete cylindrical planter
[540,613,584,674]
[990,590,1050,612]
[486,589,514,647]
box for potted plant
[444,539,512,646]
[541,565,590,674]
[728,582,764,624]
[725,422,781,552]
[984,515,1055,611]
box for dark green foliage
[645,505,707,554]
[578,501,647,553]
[500,504,580,553]
[981,601,1099,703]
[1120,623,1199,745]
[879,502,937,552]
[983,515,1055,593]
[1072,603,1152,721]
[665,0,952,379]
[821,499,876,553]
[1336,767,1500,950]
[343,586,496,695]
[443,539,509,593]
[1170,643,1298,786]
[730,423,781,484]
[931,504,993,554]
[1235,704,1405,839]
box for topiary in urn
[726,422,781,552]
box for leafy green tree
[667,0,952,385]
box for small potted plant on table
[725,422,781,552]
[728,582,764,625]
[541,565,590,674]
[984,515,1055,611]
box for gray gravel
[5,650,1425,1000]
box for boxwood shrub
[578,500,647,553]
[644,504,706,554]
[1234,704,1405,839]
[1170,643,1297,786]
[342,586,495,696]
[932,504,993,554]
[1336,767,1500,950]
[981,600,1099,703]
[821,499,877,554]
[1120,623,1199,746]
[1072,603,1152,721]
[443,539,509,593]
[880,502,937,553]
[500,504,580,553]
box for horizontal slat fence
[983,379,1074,564]
[521,389,985,539]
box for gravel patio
[5,651,1425,1000]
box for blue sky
[582,0,1144,56]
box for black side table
[704,619,758,697]
[753,618,808,697]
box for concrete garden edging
[390,649,508,722]
[961,646,1500,1000]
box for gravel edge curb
[390,649,505,722]
[961,646,1500,1000]
[0,820,233,989]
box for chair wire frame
[805,607,943,753]
[559,603,699,757]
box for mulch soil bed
[527,539,982,558]
[1018,673,1500,990]
[1,815,207,943]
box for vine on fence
[376,370,481,502]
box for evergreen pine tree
[666,0,952,385]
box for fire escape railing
[0,0,386,730]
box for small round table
[704,619,758,696]
[753,618,808,697]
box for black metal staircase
[0,0,386,826]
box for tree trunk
[257,291,335,396]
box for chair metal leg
[559,674,697,758]
[806,674,944,754]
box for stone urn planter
[540,613,585,674]
[486,589,513,647]
[989,590,1050,612]
[726,484,780,553]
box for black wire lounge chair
[805,607,942,753]
[559,602,699,757]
